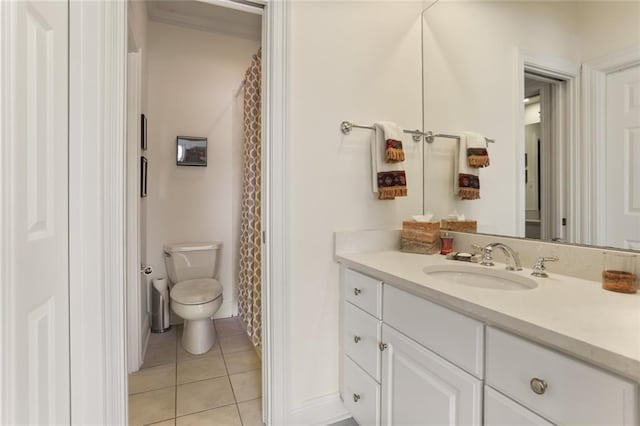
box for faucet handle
[531,256,559,278]
[471,244,484,253]
[471,244,495,266]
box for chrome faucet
[480,243,523,271]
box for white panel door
[380,325,482,426]
[2,0,70,424]
[606,64,640,249]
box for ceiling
[147,0,262,41]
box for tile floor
[128,317,262,426]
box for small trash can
[151,278,171,333]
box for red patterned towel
[467,147,490,168]
[377,171,407,200]
[458,173,480,200]
[385,139,405,163]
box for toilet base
[182,318,215,355]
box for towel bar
[425,131,495,144]
[340,121,424,142]
[340,121,495,144]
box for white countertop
[336,250,640,383]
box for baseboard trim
[288,392,350,426]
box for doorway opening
[522,70,570,242]
[125,1,265,424]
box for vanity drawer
[383,284,484,378]
[485,385,554,426]
[344,301,381,381]
[344,268,382,318]
[486,327,638,426]
[344,355,380,426]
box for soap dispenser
[440,231,454,255]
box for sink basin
[423,264,537,291]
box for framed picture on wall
[141,114,148,150]
[176,136,207,166]
[141,156,148,197]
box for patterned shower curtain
[238,50,262,348]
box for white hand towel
[377,121,403,143]
[371,122,407,200]
[452,132,486,200]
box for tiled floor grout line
[130,367,245,396]
[129,383,176,396]
[176,373,229,387]
[173,401,239,423]
[218,319,247,426]
[217,322,241,402]
[132,318,260,426]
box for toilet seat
[171,278,222,305]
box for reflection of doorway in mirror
[523,74,568,243]
[524,99,541,239]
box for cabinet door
[485,386,554,426]
[380,325,482,426]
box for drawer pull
[530,377,548,395]
[353,393,361,403]
[353,336,361,343]
[353,288,362,296]
[379,342,388,351]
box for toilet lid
[171,278,223,305]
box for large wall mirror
[422,0,640,250]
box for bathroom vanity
[337,250,640,426]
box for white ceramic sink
[423,264,538,291]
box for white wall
[579,2,640,63]
[145,21,260,318]
[289,1,424,410]
[422,1,640,237]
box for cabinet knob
[353,336,361,343]
[530,377,548,395]
[379,342,388,351]
[353,393,361,403]
[353,288,362,296]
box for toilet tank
[163,242,222,284]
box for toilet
[163,241,223,354]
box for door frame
[0,1,17,422]
[68,1,291,425]
[125,43,145,373]
[68,1,128,423]
[582,46,640,246]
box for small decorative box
[400,221,441,255]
